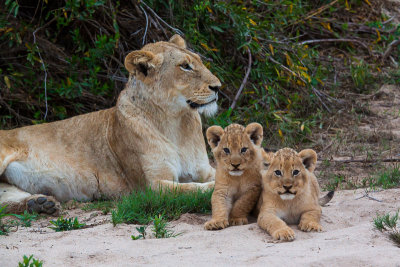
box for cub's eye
[240,147,248,153]
[274,170,282,176]
[223,148,230,154]
[293,170,300,176]
[180,63,193,71]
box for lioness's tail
[319,191,334,206]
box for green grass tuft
[368,167,400,189]
[112,187,212,225]
[373,211,400,247]
[13,211,39,227]
[18,255,43,267]
[49,216,86,232]
[82,200,116,215]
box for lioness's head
[206,123,263,177]
[262,148,317,200]
[124,35,221,116]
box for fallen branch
[328,158,400,164]
[298,39,372,56]
[230,48,252,110]
[382,39,400,60]
[355,189,382,202]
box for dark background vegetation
[1,0,399,147]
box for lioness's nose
[283,185,292,190]
[209,85,220,92]
[231,163,240,169]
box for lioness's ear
[169,34,186,49]
[206,126,224,149]
[124,50,164,76]
[245,123,263,146]
[298,149,317,172]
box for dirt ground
[1,189,400,266]
[1,85,400,266]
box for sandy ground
[1,188,399,267]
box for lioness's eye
[293,170,300,176]
[240,147,248,153]
[223,148,230,154]
[274,170,282,176]
[180,63,193,71]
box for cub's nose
[209,85,220,92]
[231,163,241,169]
[283,185,292,191]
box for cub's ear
[169,34,186,49]
[245,123,263,146]
[206,126,224,149]
[261,149,274,169]
[124,50,164,77]
[298,149,317,172]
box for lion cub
[258,148,333,241]
[204,123,263,230]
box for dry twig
[230,48,252,110]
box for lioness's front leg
[298,208,322,232]
[229,186,261,226]
[204,188,230,230]
[258,209,295,241]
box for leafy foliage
[0,0,397,146]
[49,216,86,232]
[18,255,43,267]
[0,205,10,235]
[112,187,212,225]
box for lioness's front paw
[271,227,295,241]
[229,217,248,226]
[298,221,322,232]
[204,219,229,230]
[26,195,60,216]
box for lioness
[0,35,221,214]
[204,123,263,230]
[257,148,333,241]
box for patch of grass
[373,211,400,247]
[18,255,43,267]
[366,166,400,189]
[82,200,116,215]
[151,214,180,238]
[13,211,39,227]
[131,225,148,240]
[49,216,86,232]
[112,187,212,225]
[323,174,357,191]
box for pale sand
[1,188,399,266]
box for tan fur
[257,148,324,241]
[0,35,221,214]
[204,123,263,230]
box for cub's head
[124,35,221,116]
[206,123,263,177]
[262,148,317,200]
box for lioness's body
[258,148,332,241]
[0,35,220,214]
[204,123,263,230]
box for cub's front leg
[229,186,261,226]
[258,209,295,241]
[298,208,322,232]
[204,188,230,230]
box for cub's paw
[229,217,248,226]
[271,227,295,241]
[298,220,322,232]
[204,219,229,230]
[26,195,60,216]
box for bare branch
[230,48,252,110]
[382,39,400,60]
[328,158,400,164]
